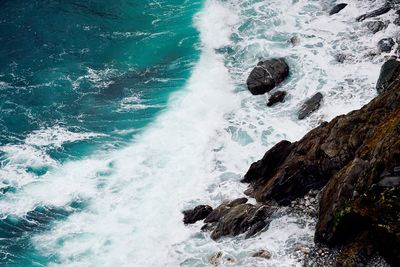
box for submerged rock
[298,92,323,120]
[329,3,347,15]
[267,91,287,107]
[378,37,395,53]
[289,36,300,46]
[376,58,400,94]
[182,205,213,224]
[356,4,391,22]
[252,249,272,259]
[365,20,386,33]
[246,59,289,95]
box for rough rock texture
[329,3,347,15]
[246,59,289,95]
[242,67,400,265]
[182,205,213,224]
[376,58,400,94]
[378,38,395,53]
[356,4,391,22]
[298,92,323,120]
[365,21,386,33]
[267,91,287,107]
[204,200,273,240]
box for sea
[0,0,392,266]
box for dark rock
[289,36,300,46]
[208,203,273,240]
[378,176,400,187]
[246,59,289,95]
[182,205,213,224]
[245,220,268,238]
[267,91,287,107]
[378,38,395,53]
[298,92,323,120]
[356,4,391,22]
[335,53,347,63]
[329,3,347,15]
[365,21,386,33]
[376,58,400,94]
[252,249,272,259]
[228,197,248,206]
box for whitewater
[0,0,395,266]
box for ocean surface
[0,0,391,266]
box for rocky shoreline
[183,1,400,266]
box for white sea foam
[0,0,394,266]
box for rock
[182,205,213,224]
[209,252,222,266]
[246,59,289,95]
[208,203,273,240]
[267,91,287,107]
[245,220,268,238]
[289,36,300,46]
[335,53,347,63]
[298,92,323,120]
[365,21,386,33]
[378,38,395,53]
[252,249,272,259]
[329,3,347,15]
[356,4,391,22]
[378,176,400,187]
[376,58,400,94]
[228,197,248,206]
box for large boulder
[329,3,347,15]
[365,21,386,34]
[246,59,289,95]
[376,58,400,94]
[378,37,395,53]
[298,92,323,120]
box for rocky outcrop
[329,3,347,15]
[267,91,287,107]
[246,59,289,95]
[365,21,386,34]
[298,92,323,120]
[356,4,391,22]
[241,62,400,265]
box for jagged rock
[378,38,395,53]
[246,59,289,95]
[252,249,272,259]
[298,92,323,120]
[209,252,222,266]
[267,91,287,107]
[365,21,386,33]
[329,3,347,15]
[356,4,391,22]
[182,205,213,224]
[206,203,273,240]
[376,58,400,94]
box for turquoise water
[0,0,202,265]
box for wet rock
[298,92,323,120]
[182,205,213,224]
[378,38,395,53]
[289,36,300,46]
[376,58,400,94]
[365,21,386,33]
[246,59,289,95]
[245,220,268,238]
[335,53,347,63]
[208,203,273,240]
[329,3,347,15]
[252,249,272,259]
[267,91,287,107]
[356,4,391,22]
[228,197,248,206]
[209,252,222,266]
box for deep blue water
[0,0,202,265]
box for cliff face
[242,73,400,265]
